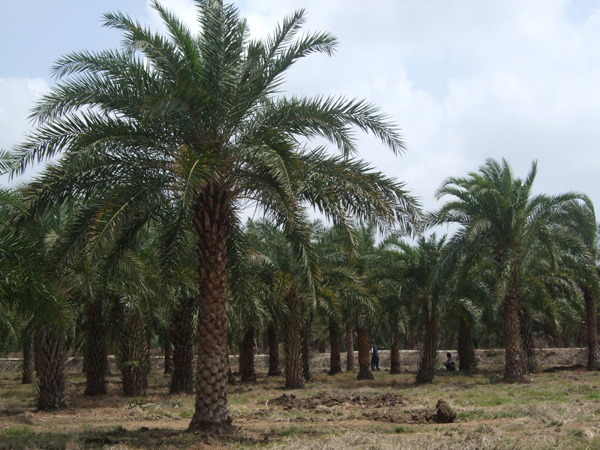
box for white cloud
[0,78,49,150]
[4,0,600,215]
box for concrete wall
[0,348,587,373]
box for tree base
[267,369,282,377]
[187,419,236,435]
[84,386,107,396]
[328,367,342,376]
[356,370,374,380]
[503,374,526,383]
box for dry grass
[1,366,600,449]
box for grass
[1,365,600,449]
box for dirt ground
[2,365,600,449]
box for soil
[2,366,600,449]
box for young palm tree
[245,219,311,388]
[13,1,419,429]
[390,235,447,384]
[431,158,594,382]
[312,222,370,376]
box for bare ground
[2,365,600,449]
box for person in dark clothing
[443,352,456,371]
[370,342,380,371]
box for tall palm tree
[13,1,419,429]
[431,158,593,382]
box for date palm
[431,158,594,382]
[13,1,419,429]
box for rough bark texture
[284,287,304,389]
[267,323,282,376]
[35,326,67,410]
[84,297,108,396]
[302,319,311,382]
[22,336,34,384]
[328,319,342,375]
[519,309,537,374]
[189,183,233,432]
[239,326,256,382]
[164,332,173,375]
[170,297,195,394]
[457,317,475,372]
[119,307,150,397]
[503,270,524,382]
[390,331,401,374]
[345,323,355,371]
[416,300,438,384]
[583,286,600,370]
[356,322,373,380]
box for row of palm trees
[2,158,598,406]
[1,0,598,432]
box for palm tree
[350,224,381,381]
[560,202,600,370]
[392,235,447,384]
[431,158,594,382]
[245,219,311,388]
[13,1,419,429]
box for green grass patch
[178,408,194,418]
[458,410,490,420]
[1,426,34,438]
[276,426,302,437]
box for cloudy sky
[2,0,600,217]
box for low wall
[0,348,588,373]
[231,348,587,372]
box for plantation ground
[2,364,600,449]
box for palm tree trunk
[189,183,233,432]
[416,302,438,384]
[390,330,401,374]
[328,319,342,375]
[84,297,108,396]
[457,317,474,372]
[35,326,67,410]
[503,271,523,382]
[284,286,304,388]
[519,309,537,374]
[170,297,195,394]
[583,286,600,370]
[119,307,150,397]
[267,323,282,376]
[239,326,256,382]
[164,332,173,375]
[22,335,34,384]
[356,320,373,380]
[302,319,311,382]
[345,323,355,370]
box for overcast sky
[2,0,600,219]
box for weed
[278,426,301,437]
[179,409,194,418]
[393,426,414,433]
[1,426,34,438]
